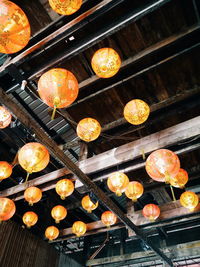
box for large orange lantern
[107,172,129,197]
[170,168,188,189]
[124,99,150,125]
[0,161,12,180]
[180,191,199,211]
[101,211,117,227]
[22,211,38,228]
[38,68,79,120]
[76,118,101,142]
[125,181,144,202]
[142,204,160,222]
[0,198,16,221]
[91,48,121,78]
[24,187,42,206]
[81,195,98,213]
[145,149,180,183]
[0,106,12,128]
[49,0,82,15]
[55,179,74,200]
[45,226,59,241]
[72,221,87,237]
[0,0,31,54]
[51,205,67,223]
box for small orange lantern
[72,221,87,237]
[91,48,121,78]
[180,191,199,211]
[56,179,74,200]
[170,168,188,189]
[45,226,59,241]
[51,205,67,223]
[101,211,117,227]
[142,204,160,222]
[0,161,12,180]
[145,149,180,183]
[38,68,79,119]
[49,0,82,15]
[125,181,144,202]
[77,118,101,142]
[124,99,150,125]
[0,106,12,129]
[24,187,42,206]
[22,211,38,228]
[107,172,129,197]
[0,0,31,54]
[0,198,16,221]
[81,195,98,213]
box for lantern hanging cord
[170,185,176,202]
[25,172,30,184]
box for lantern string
[51,106,57,120]
[25,172,30,184]
[170,185,176,202]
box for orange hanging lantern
[77,118,101,142]
[24,187,42,206]
[38,68,79,120]
[72,221,87,237]
[107,172,129,197]
[0,161,12,180]
[0,198,16,221]
[170,168,188,189]
[49,0,82,15]
[145,149,180,183]
[55,179,74,200]
[45,226,59,241]
[124,99,150,125]
[142,204,160,222]
[180,191,199,211]
[91,48,121,78]
[0,0,31,54]
[51,205,67,223]
[22,211,38,228]
[0,106,12,129]
[125,181,144,202]
[101,211,117,227]
[81,195,98,213]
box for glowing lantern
[51,205,67,223]
[180,191,199,211]
[0,198,16,221]
[107,172,129,197]
[22,211,38,228]
[91,48,121,78]
[24,187,42,206]
[72,221,87,237]
[0,106,12,128]
[101,211,117,227]
[56,179,74,200]
[145,149,180,183]
[38,68,79,119]
[81,195,98,213]
[0,161,12,180]
[18,142,50,182]
[170,168,188,189]
[77,118,101,142]
[125,181,144,202]
[142,204,160,222]
[0,0,30,54]
[45,226,59,241]
[49,0,82,15]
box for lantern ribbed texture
[101,211,117,227]
[180,191,199,211]
[51,205,67,223]
[0,161,12,180]
[56,179,74,200]
[77,118,101,142]
[107,172,129,196]
[22,211,38,228]
[142,204,160,222]
[0,106,12,129]
[125,181,144,202]
[0,198,16,221]
[49,0,82,15]
[81,195,98,213]
[45,226,59,241]
[170,168,188,188]
[72,221,87,237]
[24,187,42,206]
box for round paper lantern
[22,211,38,228]
[24,187,42,206]
[142,204,160,222]
[125,181,144,202]
[0,106,12,129]
[72,221,87,237]
[124,99,150,125]
[145,149,180,183]
[0,0,31,54]
[170,168,188,189]
[49,0,82,15]
[51,205,67,223]
[55,179,74,200]
[38,68,79,119]
[81,195,98,213]
[180,191,199,211]
[0,161,12,180]
[0,198,16,221]
[107,172,129,197]
[45,226,59,241]
[91,48,121,78]
[77,118,101,142]
[101,211,117,227]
